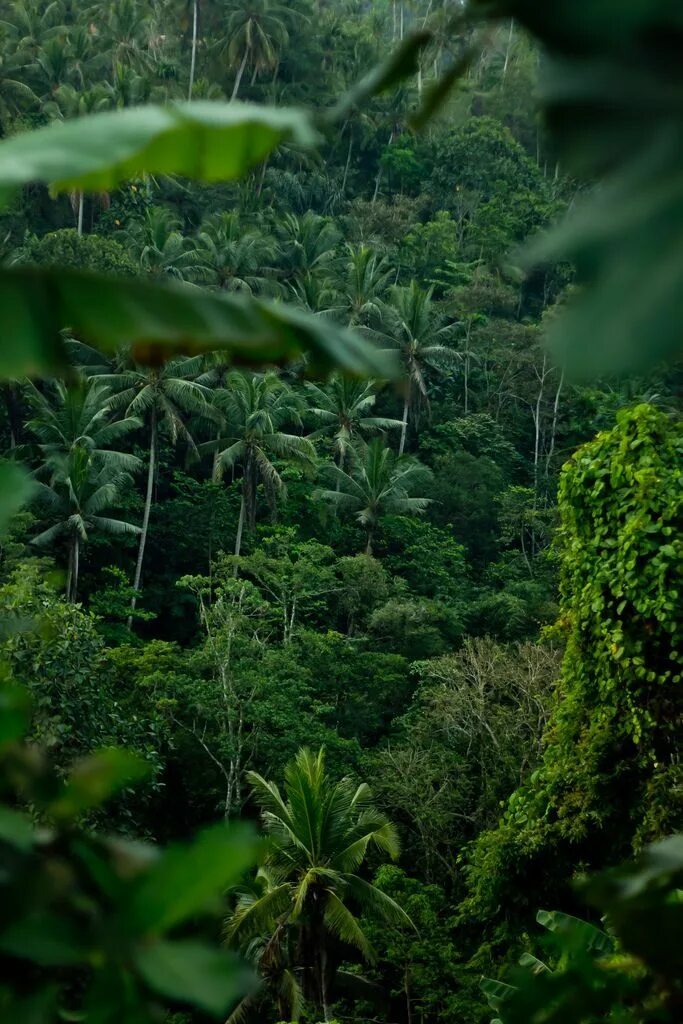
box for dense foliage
[0,2,680,1023]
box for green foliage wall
[462,405,682,926]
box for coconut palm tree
[24,378,141,475]
[227,747,412,1022]
[221,0,305,100]
[276,211,340,293]
[305,375,401,472]
[194,212,279,294]
[126,206,206,281]
[331,243,395,327]
[207,372,314,559]
[0,54,39,127]
[315,437,431,554]
[375,279,459,454]
[96,355,212,622]
[31,447,140,602]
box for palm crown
[227,747,411,1020]
[315,436,432,553]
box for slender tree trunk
[77,191,84,236]
[405,965,413,1024]
[128,409,156,628]
[372,129,394,203]
[341,130,353,192]
[365,524,375,556]
[66,536,74,603]
[398,391,410,456]
[72,533,80,602]
[319,940,330,1022]
[188,0,198,100]
[502,18,514,79]
[231,48,249,100]
[546,366,564,476]
[233,490,246,568]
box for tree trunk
[502,18,514,79]
[128,409,156,628]
[546,366,564,476]
[233,490,246,569]
[365,524,375,556]
[341,129,353,193]
[188,0,199,100]
[319,940,331,1022]
[231,48,249,101]
[398,391,410,456]
[372,129,394,203]
[77,191,84,236]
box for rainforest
[0,2,680,1023]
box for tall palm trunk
[233,490,246,568]
[188,0,199,100]
[67,533,80,603]
[77,191,84,236]
[365,523,375,556]
[231,48,249,100]
[129,409,156,628]
[398,391,410,456]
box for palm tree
[277,211,340,293]
[315,437,432,554]
[194,212,278,294]
[222,0,304,100]
[207,372,314,559]
[227,747,412,1022]
[24,378,141,475]
[96,356,212,622]
[331,244,395,327]
[375,280,459,454]
[0,54,39,128]
[31,447,140,602]
[125,206,206,281]
[305,375,401,472]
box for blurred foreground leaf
[0,267,395,379]
[0,102,317,200]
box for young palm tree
[227,747,412,1022]
[194,212,278,294]
[24,378,141,475]
[331,243,395,327]
[207,372,314,559]
[305,375,401,472]
[277,211,341,293]
[96,355,211,621]
[31,448,140,602]
[375,279,459,454]
[126,206,206,281]
[315,437,432,554]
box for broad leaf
[127,822,257,934]
[135,940,254,1016]
[0,806,34,851]
[536,909,614,955]
[0,267,395,379]
[480,976,517,1011]
[0,915,86,966]
[49,749,151,821]
[0,102,317,199]
[0,463,34,533]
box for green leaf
[480,976,517,1011]
[127,822,257,935]
[0,102,317,199]
[0,915,86,966]
[536,909,614,955]
[135,940,254,1016]
[0,806,34,851]
[0,683,31,746]
[328,31,431,123]
[0,463,34,534]
[0,267,395,379]
[49,749,151,821]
